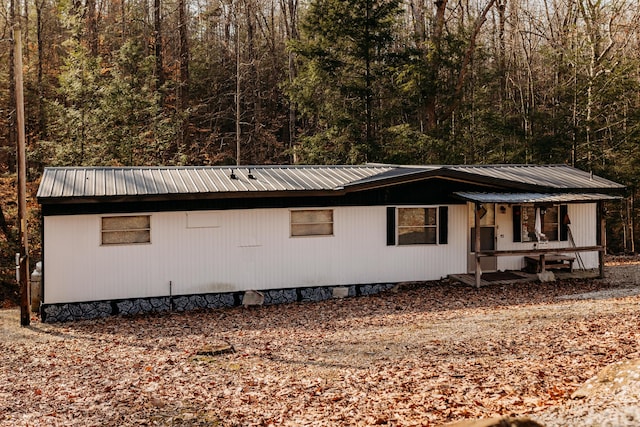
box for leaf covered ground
[1,273,640,426]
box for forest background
[1,0,640,301]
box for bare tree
[7,0,17,173]
[86,0,98,55]
[420,0,497,132]
[177,0,190,150]
[154,0,165,90]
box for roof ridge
[446,163,568,168]
[41,164,394,170]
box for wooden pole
[627,193,636,254]
[474,203,482,288]
[599,201,606,279]
[14,27,30,327]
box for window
[101,215,151,245]
[468,203,495,228]
[516,205,560,242]
[541,205,559,241]
[387,206,448,246]
[290,209,333,237]
[398,207,437,245]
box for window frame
[290,209,334,237]
[101,215,151,246]
[518,204,561,242]
[396,206,439,246]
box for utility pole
[14,27,30,327]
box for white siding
[43,205,468,304]
[495,203,599,271]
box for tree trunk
[281,0,298,162]
[86,0,98,56]
[445,0,497,120]
[424,0,496,132]
[631,192,635,253]
[177,0,189,152]
[36,0,46,139]
[7,0,17,173]
[178,0,189,106]
[154,0,165,91]
[0,202,11,240]
[245,0,258,164]
[409,0,427,43]
[121,0,126,42]
[497,0,506,107]
[365,0,372,160]
[23,0,29,62]
[423,0,448,131]
[236,11,242,166]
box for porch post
[599,201,606,279]
[475,203,482,288]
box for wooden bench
[524,254,575,273]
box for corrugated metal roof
[37,164,625,202]
[454,192,623,204]
[37,165,395,199]
[447,164,623,190]
[338,164,625,192]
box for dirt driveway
[1,267,640,426]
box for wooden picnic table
[524,254,575,273]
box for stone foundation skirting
[40,283,396,323]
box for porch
[456,190,617,288]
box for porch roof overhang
[453,192,622,204]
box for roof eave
[37,188,348,205]
[454,191,624,204]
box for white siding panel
[44,205,469,304]
[43,215,169,304]
[567,203,599,269]
[186,211,221,228]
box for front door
[468,203,497,273]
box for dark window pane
[398,227,436,245]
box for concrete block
[537,270,556,282]
[332,287,349,298]
[242,290,264,307]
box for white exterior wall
[43,205,468,304]
[494,203,599,271]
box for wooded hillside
[0,0,638,264]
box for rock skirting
[40,283,395,322]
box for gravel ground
[530,263,640,427]
[532,362,640,427]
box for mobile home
[37,164,624,321]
